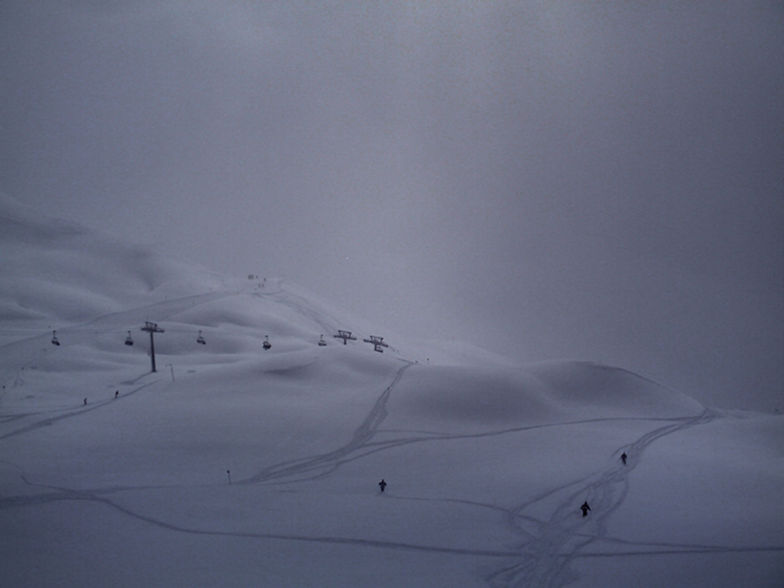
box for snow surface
[1,195,782,587]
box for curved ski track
[485,409,721,587]
[237,359,413,485]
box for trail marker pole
[141,321,165,373]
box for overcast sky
[1,1,782,410]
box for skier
[621,452,627,465]
[580,501,591,517]
[114,390,119,399]
[378,479,387,493]
[83,398,87,406]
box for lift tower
[141,321,165,372]
[363,335,389,353]
[334,330,357,345]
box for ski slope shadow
[486,410,716,588]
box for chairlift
[318,334,327,347]
[196,330,206,345]
[262,335,271,350]
[124,330,134,346]
[51,330,60,346]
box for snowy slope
[1,195,782,587]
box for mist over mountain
[2,2,782,412]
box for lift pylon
[333,330,357,345]
[363,335,389,353]
[141,321,165,372]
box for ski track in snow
[4,360,782,580]
[2,289,783,584]
[1,358,522,560]
[0,380,159,441]
[236,359,414,486]
[485,409,721,588]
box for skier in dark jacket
[580,501,591,517]
[621,452,627,465]
[378,479,387,493]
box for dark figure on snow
[378,479,387,493]
[115,390,119,399]
[581,501,591,517]
[621,452,627,465]
[83,398,87,406]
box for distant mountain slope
[387,361,703,435]
[1,192,704,422]
[0,193,227,324]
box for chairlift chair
[51,330,60,346]
[318,335,327,347]
[196,330,206,345]
[262,335,271,350]
[124,330,134,346]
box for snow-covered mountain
[1,194,782,587]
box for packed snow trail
[237,359,413,485]
[1,473,519,559]
[0,380,159,440]
[486,409,716,588]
